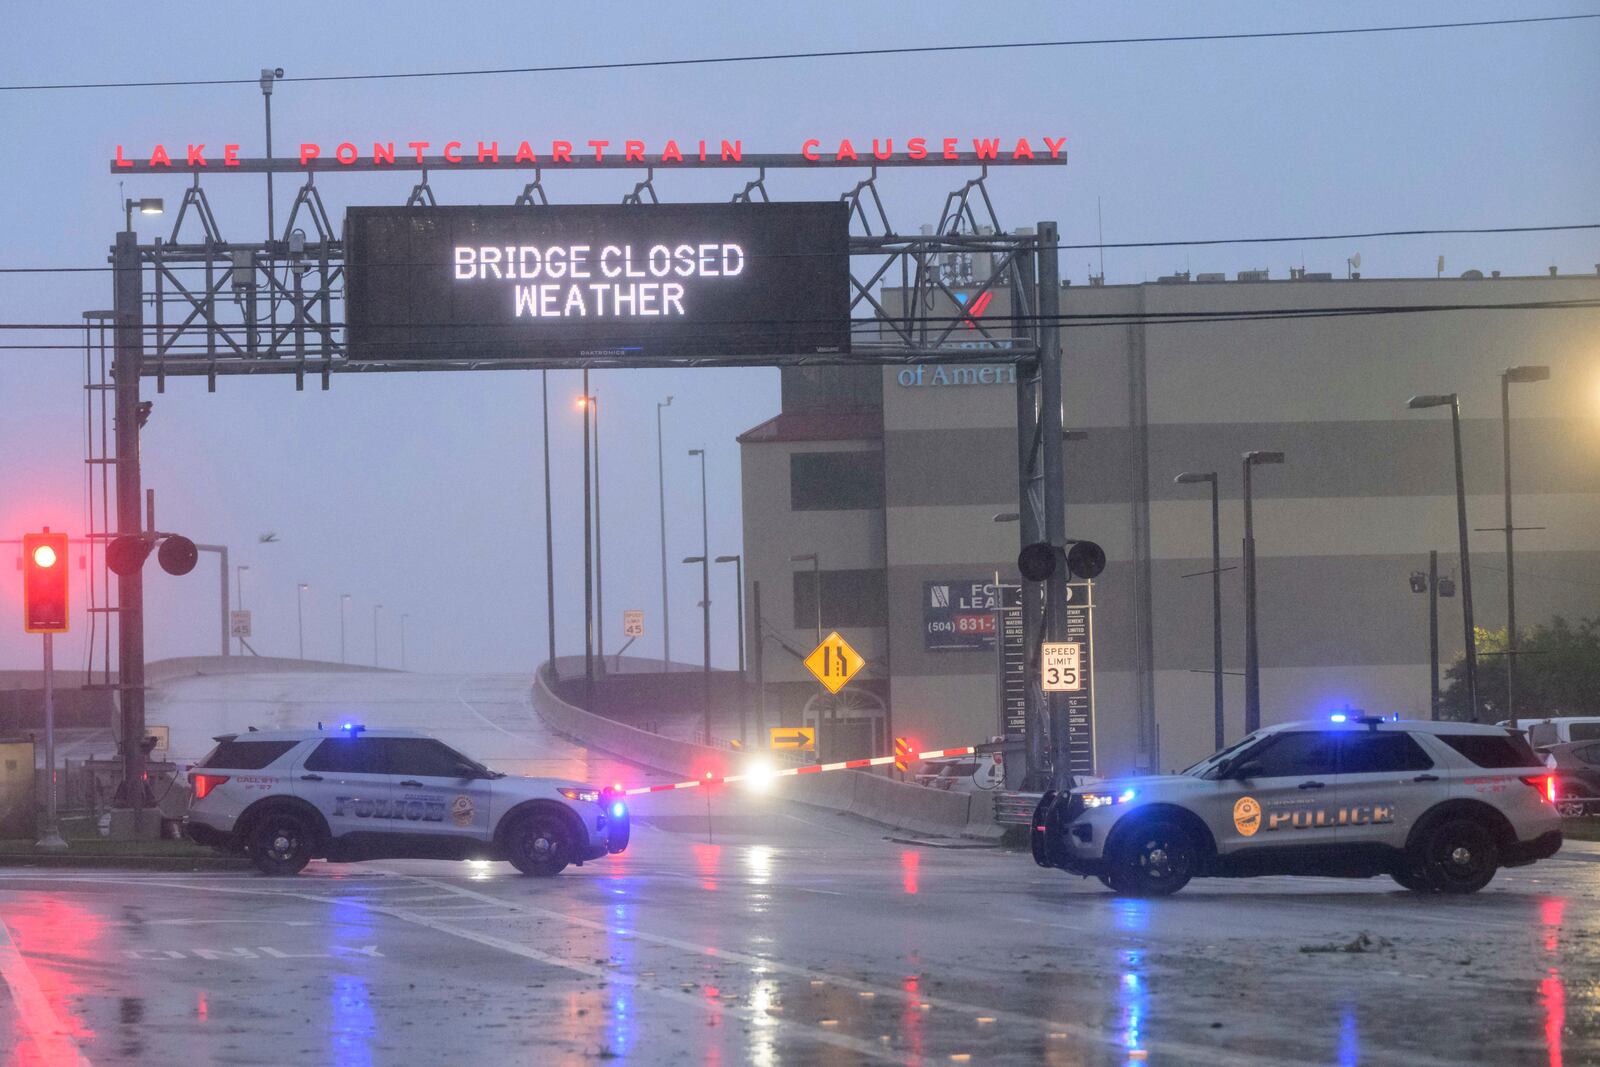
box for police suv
[184,726,629,876]
[1032,717,1561,896]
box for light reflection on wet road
[2,670,1596,1064]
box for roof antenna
[317,721,324,730]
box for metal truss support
[514,169,549,207]
[936,166,999,238]
[839,168,891,236]
[621,168,658,205]
[282,173,335,242]
[405,170,437,207]
[168,175,223,245]
[731,168,769,203]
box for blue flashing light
[1330,714,1348,723]
[611,802,626,819]
[1118,788,1137,804]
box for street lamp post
[657,396,674,670]
[339,593,351,664]
[1501,365,1550,731]
[790,553,822,647]
[1176,472,1225,750]
[373,603,383,667]
[689,448,712,745]
[586,392,607,670]
[1408,393,1480,721]
[234,564,250,655]
[581,372,595,709]
[715,554,747,745]
[296,582,308,660]
[401,613,410,671]
[1242,450,1284,735]
[541,370,558,683]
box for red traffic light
[22,529,69,633]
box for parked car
[1515,717,1600,750]
[1542,740,1600,817]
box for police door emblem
[1233,796,1262,837]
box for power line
[2,14,1596,92]
[0,221,1596,276]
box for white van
[1515,717,1600,750]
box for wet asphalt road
[3,671,1598,1065]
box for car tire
[505,811,571,877]
[1389,863,1435,893]
[1415,818,1499,894]
[248,808,314,876]
[1104,816,1197,897]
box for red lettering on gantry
[661,140,683,163]
[186,144,207,166]
[835,139,857,162]
[972,138,1000,160]
[299,143,321,165]
[697,139,707,162]
[907,137,927,160]
[1011,138,1034,160]
[1044,136,1067,160]
[408,141,430,163]
[114,145,133,168]
[374,142,396,165]
[223,144,240,167]
[552,140,573,163]
[149,145,171,167]
[443,141,463,163]
[514,141,537,164]
[336,143,359,165]
[720,139,741,162]
[624,140,645,162]
[477,141,499,163]
[800,139,820,161]
[942,137,959,160]
[588,139,609,162]
[871,138,893,161]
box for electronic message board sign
[344,202,850,363]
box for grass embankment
[0,815,251,870]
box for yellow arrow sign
[803,631,865,695]
[768,727,815,751]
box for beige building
[739,269,1600,775]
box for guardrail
[994,791,1043,826]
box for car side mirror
[1232,760,1264,781]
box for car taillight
[191,773,229,800]
[1520,775,1557,805]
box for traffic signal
[1018,539,1106,582]
[22,529,69,633]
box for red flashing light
[1521,775,1559,805]
[191,773,229,800]
[1548,775,1559,804]
[22,530,69,633]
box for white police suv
[1032,717,1561,896]
[184,725,629,876]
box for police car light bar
[617,745,979,797]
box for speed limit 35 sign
[1040,642,1083,692]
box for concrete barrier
[531,664,999,838]
[146,656,393,684]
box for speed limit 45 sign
[1041,642,1083,692]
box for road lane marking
[0,917,93,1066]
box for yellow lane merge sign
[769,727,816,751]
[804,631,865,695]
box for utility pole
[1501,365,1550,731]
[582,369,595,709]
[716,554,746,745]
[340,593,350,664]
[591,393,606,670]
[1242,450,1285,735]
[690,449,712,745]
[751,580,766,744]
[1429,550,1441,720]
[542,371,558,682]
[112,228,148,813]
[373,604,383,667]
[296,582,308,659]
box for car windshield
[1181,733,1262,778]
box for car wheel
[248,809,314,876]
[1105,817,1197,897]
[1417,818,1499,894]
[506,811,571,877]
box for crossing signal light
[22,529,69,633]
[1018,539,1106,582]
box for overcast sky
[0,2,1595,675]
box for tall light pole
[657,396,674,670]
[401,612,410,671]
[716,554,747,746]
[1501,365,1550,731]
[581,371,594,708]
[234,564,250,655]
[373,603,383,667]
[1242,450,1284,735]
[689,447,712,745]
[791,552,822,646]
[1408,394,1480,721]
[339,593,351,664]
[582,392,607,669]
[541,370,558,682]
[1176,472,1225,750]
[296,582,309,660]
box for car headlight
[1078,788,1137,808]
[559,787,602,803]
